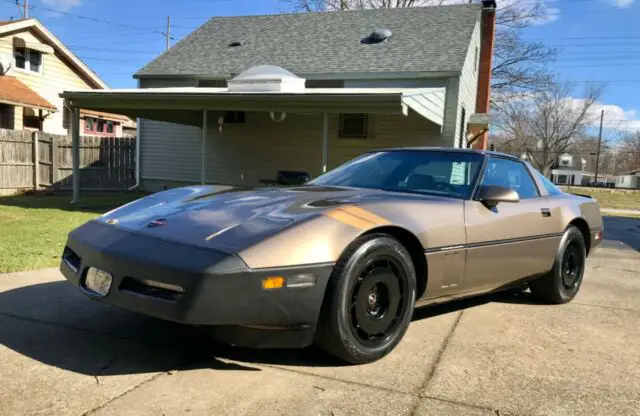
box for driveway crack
[410,310,463,415]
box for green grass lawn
[562,187,640,210]
[0,192,145,274]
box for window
[106,121,114,134]
[14,48,26,69]
[14,48,42,73]
[85,117,95,133]
[97,119,106,133]
[458,107,466,148]
[480,158,539,199]
[474,46,479,73]
[309,150,483,200]
[339,114,368,138]
[223,111,245,123]
[535,171,563,196]
[23,107,41,130]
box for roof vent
[229,41,245,47]
[227,65,306,93]
[361,28,392,44]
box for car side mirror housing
[479,185,520,208]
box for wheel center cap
[368,293,377,306]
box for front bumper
[60,221,333,347]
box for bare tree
[493,81,603,176]
[616,133,640,174]
[282,0,557,94]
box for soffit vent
[227,65,306,93]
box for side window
[480,158,539,199]
[535,171,563,196]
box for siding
[344,78,446,89]
[456,21,481,148]
[0,28,97,135]
[139,118,201,182]
[139,78,202,183]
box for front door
[463,157,560,292]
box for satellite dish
[270,111,287,122]
[0,54,12,75]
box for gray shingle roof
[135,4,481,78]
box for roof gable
[135,4,481,79]
[0,18,107,89]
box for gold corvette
[60,148,603,364]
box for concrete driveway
[1,216,639,416]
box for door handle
[541,208,551,217]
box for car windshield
[308,150,484,199]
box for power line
[2,0,165,34]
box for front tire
[315,234,416,364]
[529,225,586,304]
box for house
[60,2,496,198]
[551,153,592,186]
[551,153,617,187]
[0,18,135,137]
[616,168,640,189]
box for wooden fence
[0,129,136,192]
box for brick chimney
[472,0,497,150]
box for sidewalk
[601,208,640,215]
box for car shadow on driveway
[0,281,263,376]
[0,280,544,374]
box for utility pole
[594,109,604,185]
[24,0,28,18]
[165,15,171,51]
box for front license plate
[85,267,113,297]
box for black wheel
[529,225,586,304]
[315,234,416,364]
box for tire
[529,225,586,304]
[315,234,416,364]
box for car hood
[95,185,398,253]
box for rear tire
[315,234,416,364]
[529,226,586,304]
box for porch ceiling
[60,87,446,127]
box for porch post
[322,113,329,173]
[201,109,207,184]
[71,107,80,204]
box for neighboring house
[0,18,135,137]
[551,153,616,187]
[551,153,592,186]
[616,168,640,189]
[61,2,497,194]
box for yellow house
[0,18,134,137]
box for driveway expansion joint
[408,310,464,415]
[81,372,167,416]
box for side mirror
[479,185,520,208]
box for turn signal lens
[262,276,285,290]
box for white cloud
[568,99,640,132]
[40,0,82,12]
[612,0,635,8]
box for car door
[463,157,560,291]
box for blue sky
[1,0,639,133]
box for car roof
[374,147,522,161]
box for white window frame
[14,48,44,75]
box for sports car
[60,148,603,364]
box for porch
[60,66,487,201]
